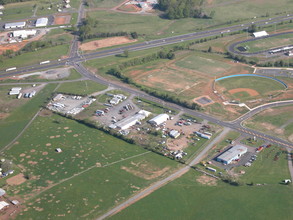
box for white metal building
[114,110,151,130]
[252,31,269,38]
[0,201,9,211]
[13,30,37,39]
[5,21,26,29]
[148,114,169,126]
[35,17,48,27]
[217,145,247,165]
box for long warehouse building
[217,145,247,165]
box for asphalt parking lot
[255,68,293,77]
[94,99,139,126]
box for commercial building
[13,30,37,39]
[148,114,169,126]
[5,21,26,29]
[114,110,151,130]
[35,17,48,27]
[252,31,269,38]
[217,145,247,165]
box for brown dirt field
[54,15,71,25]
[6,173,27,185]
[80,36,137,51]
[0,41,27,54]
[196,175,217,186]
[229,88,259,96]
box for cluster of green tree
[0,0,32,4]
[158,0,214,19]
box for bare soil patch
[118,4,141,12]
[80,36,137,51]
[196,175,217,186]
[121,162,170,180]
[6,173,27,185]
[54,14,71,25]
[229,88,259,96]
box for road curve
[227,31,293,56]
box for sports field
[238,33,293,53]
[175,53,234,76]
[111,168,293,220]
[216,76,286,102]
[3,113,181,219]
[244,105,293,142]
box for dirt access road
[97,127,231,220]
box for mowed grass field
[110,169,293,220]
[238,33,293,53]
[175,52,234,76]
[0,84,57,150]
[56,80,108,96]
[3,114,181,219]
[244,105,293,142]
[216,76,286,102]
[87,0,124,8]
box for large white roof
[36,17,48,27]
[217,145,247,163]
[149,114,169,125]
[253,31,269,38]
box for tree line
[158,0,214,19]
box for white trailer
[17,93,23,99]
[6,67,16,72]
[40,60,50,65]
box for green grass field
[110,169,293,220]
[175,52,233,76]
[234,146,290,184]
[244,105,293,142]
[56,80,107,95]
[87,0,124,8]
[3,113,181,219]
[0,84,57,150]
[238,33,293,53]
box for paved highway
[1,14,293,75]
